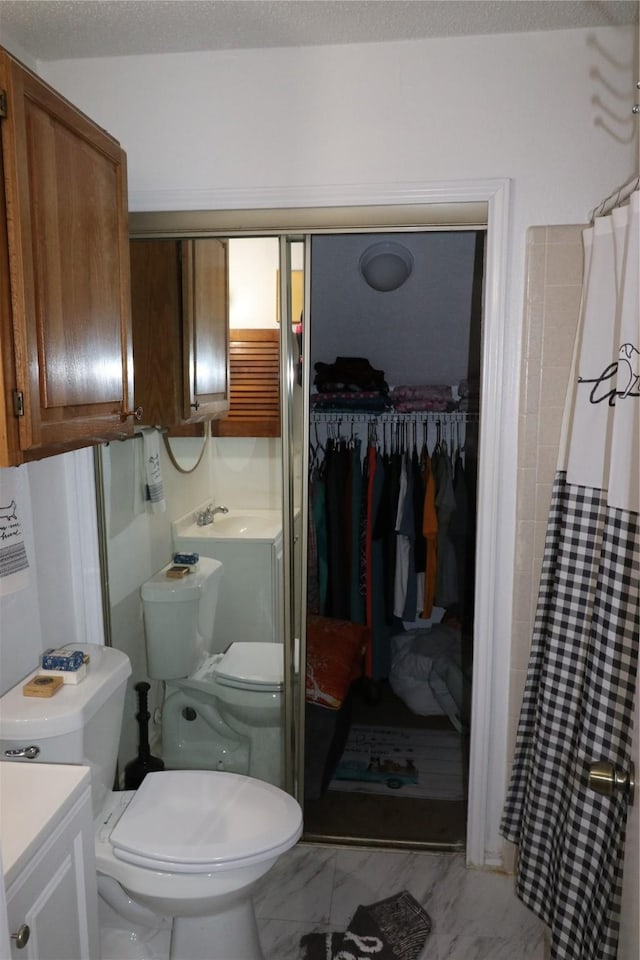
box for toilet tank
[0,644,131,816]
[141,557,223,680]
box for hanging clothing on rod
[310,410,478,467]
[308,410,478,679]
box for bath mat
[328,724,464,800]
[300,890,432,960]
[299,931,396,959]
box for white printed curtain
[501,191,640,960]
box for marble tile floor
[99,842,547,960]
[253,842,547,960]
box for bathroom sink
[211,514,276,536]
[173,508,284,542]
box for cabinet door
[130,238,184,426]
[0,132,20,465]
[6,791,99,960]
[182,238,229,420]
[0,49,134,461]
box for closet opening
[303,228,485,849]
[128,187,511,864]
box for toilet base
[98,886,265,960]
[100,923,167,960]
[171,898,264,960]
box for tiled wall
[504,224,585,870]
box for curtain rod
[590,173,640,223]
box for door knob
[588,760,635,804]
[11,924,30,949]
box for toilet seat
[187,642,283,695]
[109,770,301,873]
[213,642,283,693]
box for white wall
[211,437,282,510]
[41,26,637,345]
[229,237,280,329]
[310,231,479,386]
[228,236,304,328]
[0,465,43,693]
[0,450,103,696]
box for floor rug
[328,724,464,800]
[300,890,432,960]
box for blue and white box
[41,648,85,671]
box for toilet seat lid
[109,770,301,873]
[215,642,283,692]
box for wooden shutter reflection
[211,328,280,437]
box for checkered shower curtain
[501,193,640,960]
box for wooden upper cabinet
[0,48,134,466]
[130,237,229,427]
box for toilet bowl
[163,641,284,785]
[96,770,302,959]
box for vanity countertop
[0,762,90,887]
[173,506,284,543]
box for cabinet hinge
[0,91,7,120]
[13,390,24,417]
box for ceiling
[0,0,637,61]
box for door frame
[126,177,513,868]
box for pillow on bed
[306,615,369,709]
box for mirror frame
[162,424,209,474]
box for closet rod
[310,410,479,423]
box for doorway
[301,229,484,848]
[127,178,513,868]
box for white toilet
[0,643,302,960]
[141,558,285,787]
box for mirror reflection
[98,235,303,792]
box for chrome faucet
[196,504,229,526]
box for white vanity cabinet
[0,763,99,960]
[214,535,282,648]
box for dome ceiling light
[359,241,414,292]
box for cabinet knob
[11,924,30,949]
[122,406,144,422]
